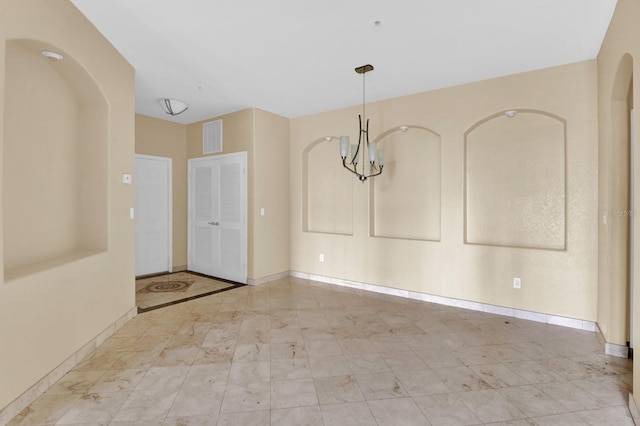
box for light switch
[260,208,265,216]
[130,207,135,219]
[122,173,132,184]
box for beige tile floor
[7,277,634,425]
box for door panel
[188,152,247,283]
[135,155,172,276]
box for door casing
[187,152,248,283]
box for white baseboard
[247,270,290,286]
[629,393,640,425]
[605,342,630,358]
[290,271,599,333]
[0,307,137,426]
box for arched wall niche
[2,39,108,281]
[464,109,566,250]
[302,136,353,235]
[369,125,441,241]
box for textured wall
[596,0,640,409]
[0,0,135,412]
[135,114,188,270]
[465,111,565,250]
[305,138,353,235]
[253,109,290,279]
[291,60,598,321]
[372,127,441,241]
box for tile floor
[7,277,635,425]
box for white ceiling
[70,0,617,125]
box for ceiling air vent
[203,119,223,154]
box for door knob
[208,221,219,226]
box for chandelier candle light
[340,64,385,182]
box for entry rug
[137,279,195,294]
[135,271,244,313]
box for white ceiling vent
[203,119,223,154]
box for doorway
[135,154,172,276]
[188,152,247,283]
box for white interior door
[135,155,172,276]
[188,152,247,283]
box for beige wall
[465,111,566,250]
[186,108,290,281]
[135,114,188,270]
[187,109,256,278]
[596,0,640,410]
[0,0,135,412]
[135,107,291,283]
[254,109,290,279]
[291,60,598,321]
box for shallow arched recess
[303,137,353,235]
[3,39,108,281]
[465,110,566,250]
[370,126,441,241]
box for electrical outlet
[319,254,324,262]
[513,277,521,289]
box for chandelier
[339,64,385,182]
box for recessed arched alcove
[370,126,441,241]
[2,39,108,281]
[302,136,353,235]
[464,110,566,250]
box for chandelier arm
[351,142,360,166]
[365,166,383,179]
[342,160,383,181]
[365,118,370,167]
[342,158,365,179]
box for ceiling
[70,0,618,125]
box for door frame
[631,108,635,350]
[135,154,173,276]
[187,151,248,283]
